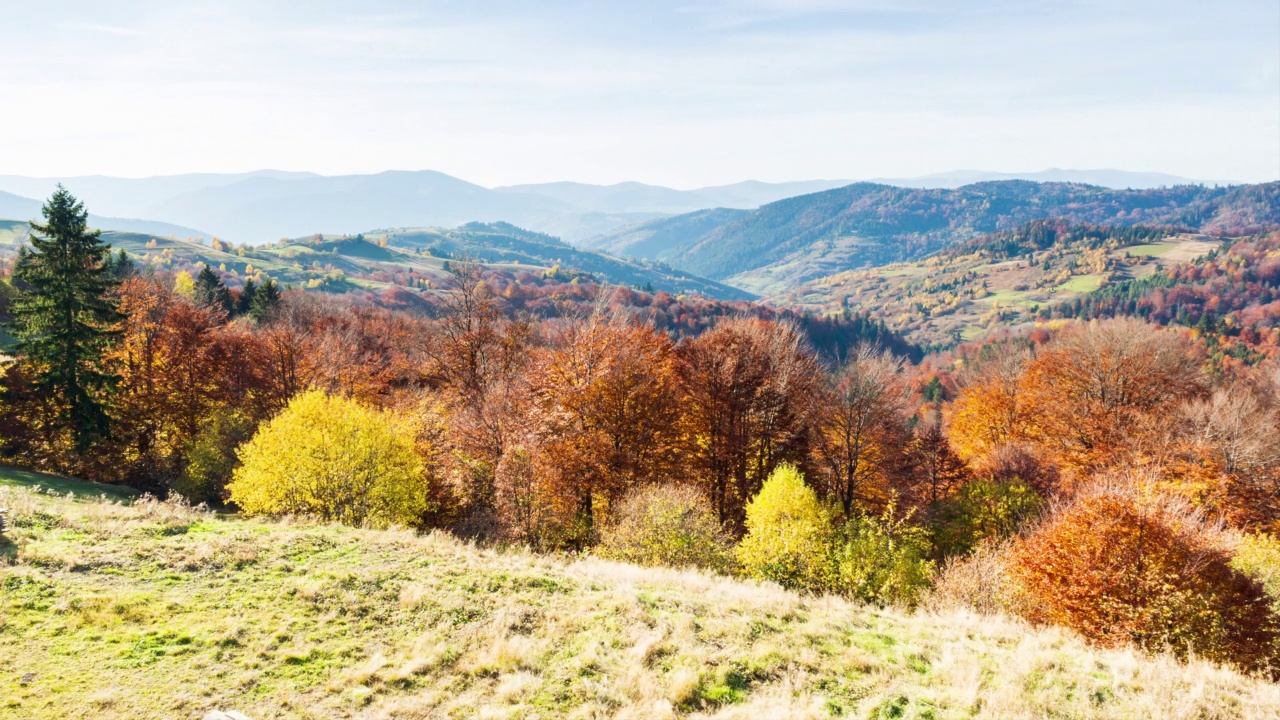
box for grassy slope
[2,487,1276,719]
[0,465,137,501]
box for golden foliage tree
[736,464,834,592]
[1019,319,1206,480]
[502,306,683,547]
[228,390,432,527]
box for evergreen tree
[104,248,134,280]
[194,265,232,313]
[249,279,280,323]
[237,278,257,317]
[8,186,122,452]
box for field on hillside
[777,234,1220,347]
[2,481,1277,719]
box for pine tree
[193,265,232,313]
[237,278,257,317]
[249,279,280,323]
[8,186,122,452]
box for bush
[736,464,833,592]
[227,390,431,527]
[1233,533,1280,615]
[933,477,1044,558]
[596,484,732,572]
[831,505,934,607]
[172,411,254,506]
[924,539,1018,616]
[1008,484,1280,672]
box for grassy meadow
[2,479,1277,719]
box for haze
[3,0,1277,187]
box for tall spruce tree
[9,186,122,452]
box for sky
[2,0,1277,187]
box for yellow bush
[735,464,833,591]
[228,390,430,527]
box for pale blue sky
[2,1,1277,186]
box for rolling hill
[3,481,1275,719]
[367,222,753,300]
[606,181,1280,295]
[0,217,750,301]
[577,208,751,259]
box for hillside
[779,221,1222,347]
[578,208,752,259]
[367,222,754,300]
[0,219,750,301]
[3,483,1276,719]
[612,181,1280,294]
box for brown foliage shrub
[1008,483,1280,673]
[924,539,1020,616]
[973,442,1060,497]
[595,484,732,572]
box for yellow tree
[229,390,432,527]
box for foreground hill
[2,484,1275,719]
[604,181,1280,294]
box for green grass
[1125,242,1179,257]
[0,465,137,501]
[1054,273,1106,293]
[1,489,1275,719]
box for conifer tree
[249,279,280,323]
[8,186,122,452]
[194,265,232,313]
[237,278,257,317]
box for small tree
[736,464,833,591]
[172,410,254,505]
[228,390,431,527]
[7,186,121,453]
[596,484,732,572]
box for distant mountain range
[0,168,1233,246]
[0,189,211,240]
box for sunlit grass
[1,486,1276,718]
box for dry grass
[1,484,1277,719]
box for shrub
[1233,533,1280,614]
[172,411,254,506]
[227,390,431,527]
[596,484,732,572]
[933,477,1044,558]
[1008,484,1280,672]
[924,539,1020,616]
[736,464,833,591]
[831,505,934,607]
